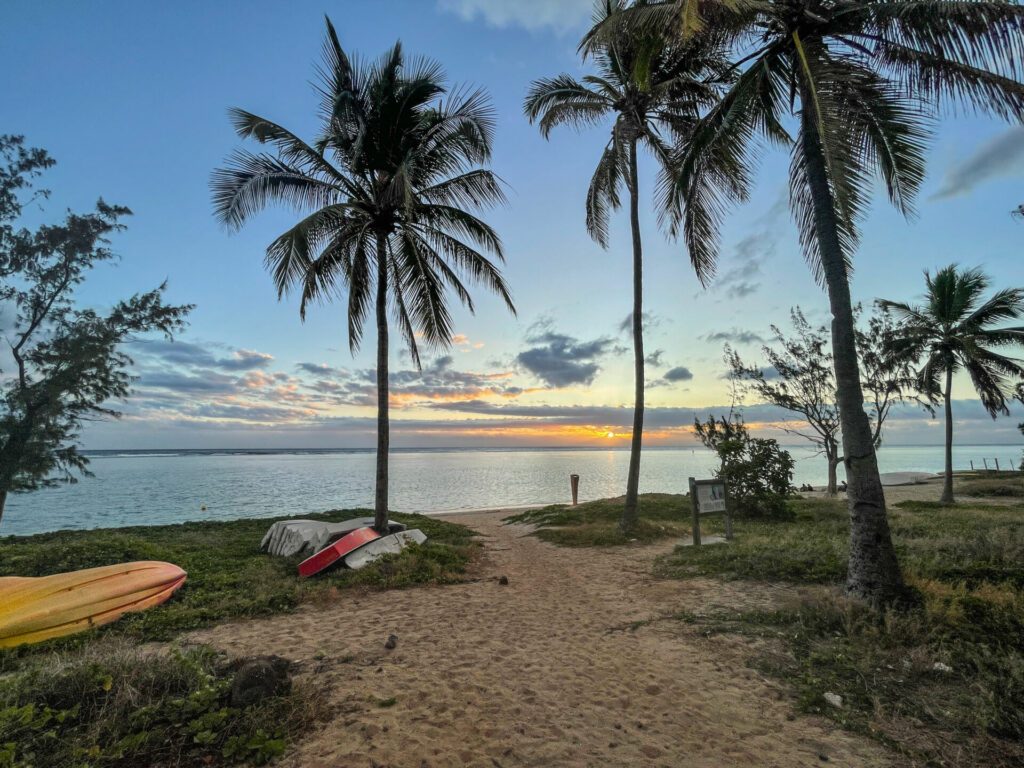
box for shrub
[694,414,794,519]
[0,640,330,767]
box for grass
[0,510,476,765]
[959,471,1024,498]
[0,509,478,652]
[654,495,1024,767]
[504,493,694,546]
[654,497,1024,587]
[0,639,331,767]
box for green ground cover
[0,510,477,766]
[504,493,693,546]
[654,496,1024,767]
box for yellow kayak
[0,561,186,648]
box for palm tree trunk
[0,489,6,528]
[799,96,903,606]
[622,137,644,533]
[941,365,954,505]
[374,233,390,534]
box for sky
[2,0,1023,449]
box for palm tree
[595,0,1024,605]
[212,19,515,533]
[524,0,730,533]
[880,266,1024,504]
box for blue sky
[3,0,1023,448]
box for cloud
[137,340,272,371]
[138,370,241,394]
[702,329,765,345]
[436,0,592,33]
[450,333,484,349]
[664,366,694,383]
[708,192,787,300]
[424,400,795,427]
[932,127,1024,200]
[645,349,665,367]
[296,362,346,377]
[219,349,273,371]
[516,320,615,387]
[618,312,665,337]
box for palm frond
[670,49,784,282]
[211,151,341,229]
[524,76,611,138]
[586,134,629,247]
[419,228,516,315]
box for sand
[190,512,900,767]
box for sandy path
[191,513,896,768]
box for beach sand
[187,495,936,768]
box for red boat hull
[298,527,380,578]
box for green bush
[694,414,794,519]
[0,641,329,767]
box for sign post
[687,476,732,546]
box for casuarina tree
[727,305,918,495]
[0,136,191,526]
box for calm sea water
[1,444,1021,537]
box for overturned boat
[344,529,428,570]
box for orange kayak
[0,561,187,648]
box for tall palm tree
[880,266,1024,504]
[212,19,515,533]
[595,0,1024,604]
[524,0,730,533]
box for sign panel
[696,482,726,514]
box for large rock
[230,656,292,708]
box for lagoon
[2,444,1021,537]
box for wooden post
[723,482,733,540]
[983,458,989,472]
[995,458,1000,472]
[970,460,975,471]
[688,476,701,546]
[570,473,580,506]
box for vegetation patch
[656,496,1024,767]
[958,472,1024,498]
[504,494,693,547]
[0,640,330,767]
[0,510,478,651]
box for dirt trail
[191,513,896,767]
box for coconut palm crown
[880,266,1024,504]
[591,0,1024,605]
[212,18,515,532]
[524,0,732,532]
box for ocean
[1,444,1021,537]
